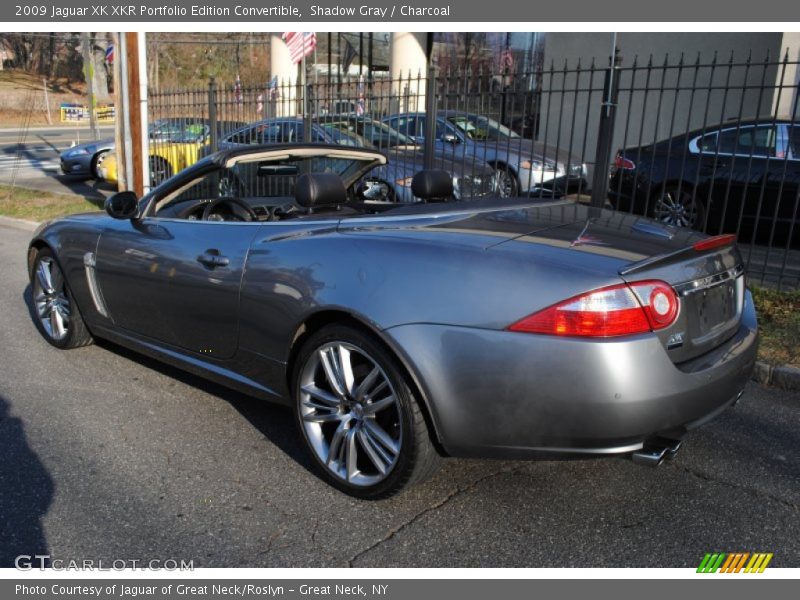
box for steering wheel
[201,197,257,222]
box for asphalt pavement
[0,126,115,197]
[0,223,798,568]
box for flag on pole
[341,38,358,75]
[234,74,243,105]
[105,44,114,65]
[282,32,317,64]
[356,75,365,116]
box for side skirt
[92,324,290,406]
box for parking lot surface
[0,224,798,568]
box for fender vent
[83,252,110,319]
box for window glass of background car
[717,125,776,157]
[390,116,419,138]
[697,132,718,152]
[787,124,800,159]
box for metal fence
[147,50,800,289]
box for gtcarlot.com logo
[14,555,194,571]
[697,552,773,573]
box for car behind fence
[147,50,800,289]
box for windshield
[446,115,519,142]
[322,119,417,150]
[150,120,209,143]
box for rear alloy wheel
[493,166,519,197]
[293,325,441,498]
[652,186,706,230]
[30,249,93,349]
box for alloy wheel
[33,257,71,341]
[298,341,403,487]
[494,168,517,197]
[653,188,702,228]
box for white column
[270,33,297,117]
[774,32,800,120]
[390,32,429,113]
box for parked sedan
[213,117,496,202]
[28,144,756,498]
[383,111,588,197]
[609,118,800,247]
[60,118,244,182]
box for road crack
[346,464,527,567]
[671,462,800,511]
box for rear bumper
[383,291,758,459]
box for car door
[758,123,800,245]
[709,124,776,240]
[686,129,734,233]
[94,166,259,359]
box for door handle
[197,251,230,268]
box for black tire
[90,150,109,180]
[651,185,706,231]
[292,324,442,499]
[493,165,519,197]
[30,248,93,349]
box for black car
[609,119,800,246]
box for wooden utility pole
[112,32,126,191]
[81,32,99,140]
[125,32,144,197]
[114,32,149,196]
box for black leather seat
[411,170,454,202]
[295,172,347,214]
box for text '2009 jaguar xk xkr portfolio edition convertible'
[27,144,757,498]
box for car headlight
[519,159,542,170]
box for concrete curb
[0,215,40,232]
[752,361,800,392]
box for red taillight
[508,280,679,338]
[614,153,636,170]
[693,234,736,252]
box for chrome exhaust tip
[631,437,683,467]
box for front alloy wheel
[493,167,519,197]
[30,249,93,349]
[294,325,441,498]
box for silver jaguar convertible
[27,144,757,498]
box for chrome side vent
[83,252,110,318]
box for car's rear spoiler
[619,234,737,276]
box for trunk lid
[351,199,744,361]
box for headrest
[411,170,454,202]
[295,173,347,208]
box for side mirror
[105,191,139,220]
[441,133,460,144]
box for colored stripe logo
[697,552,773,573]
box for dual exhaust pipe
[631,437,683,467]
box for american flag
[282,32,316,64]
[105,44,114,65]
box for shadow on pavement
[0,395,53,567]
[92,340,317,477]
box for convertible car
[28,144,757,498]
